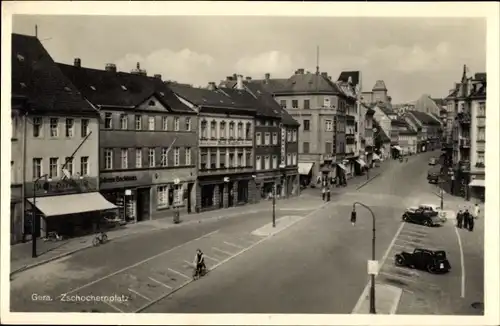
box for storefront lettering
[100,176,138,184]
[33,179,95,194]
[280,124,286,167]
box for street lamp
[350,201,377,314]
[32,174,51,258]
[272,178,278,228]
[173,178,181,224]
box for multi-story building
[219,76,300,198]
[169,82,257,212]
[60,61,198,222]
[403,110,442,152]
[361,80,390,105]
[11,34,110,243]
[446,66,486,201]
[360,103,376,166]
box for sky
[13,15,486,103]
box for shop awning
[468,179,485,187]
[392,145,403,151]
[337,163,347,171]
[298,162,314,175]
[372,153,381,161]
[356,159,367,167]
[27,192,117,217]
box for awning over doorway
[468,179,485,187]
[392,145,403,151]
[337,163,347,171]
[356,159,367,167]
[27,192,118,217]
[298,162,314,175]
[372,153,381,161]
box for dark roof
[372,80,387,91]
[391,118,407,126]
[337,71,360,86]
[373,118,391,143]
[376,103,395,116]
[474,73,486,81]
[58,64,193,113]
[12,33,94,114]
[469,81,486,99]
[407,110,441,126]
[219,78,288,94]
[274,72,341,95]
[446,84,460,99]
[431,98,446,106]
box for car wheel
[395,256,405,266]
[427,264,436,274]
[402,215,408,222]
[424,220,431,227]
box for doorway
[227,182,234,207]
[219,184,224,209]
[187,183,193,213]
[136,188,150,222]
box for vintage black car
[395,248,451,273]
[402,207,441,227]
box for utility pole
[35,25,38,38]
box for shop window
[157,186,168,208]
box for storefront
[391,145,403,159]
[469,177,485,202]
[354,157,367,176]
[255,171,279,201]
[336,162,348,186]
[298,162,314,188]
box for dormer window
[149,100,155,106]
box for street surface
[10,151,483,315]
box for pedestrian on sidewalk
[473,203,481,220]
[463,209,470,230]
[468,212,475,232]
[322,187,326,201]
[326,187,331,202]
[456,210,463,228]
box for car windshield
[434,251,446,258]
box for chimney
[154,74,162,80]
[246,76,252,81]
[226,76,234,81]
[296,68,305,75]
[74,58,81,67]
[265,73,270,80]
[137,62,140,70]
[321,72,328,78]
[105,63,117,72]
[207,82,216,91]
[236,75,244,90]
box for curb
[355,172,382,190]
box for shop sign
[100,175,138,184]
[29,178,97,196]
[280,124,286,167]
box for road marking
[396,239,429,247]
[391,266,421,277]
[393,244,414,250]
[148,277,172,289]
[204,255,220,262]
[400,231,427,237]
[168,268,190,280]
[212,247,233,256]
[103,299,125,312]
[352,222,406,314]
[379,272,418,283]
[128,288,151,301]
[184,260,194,267]
[60,229,219,297]
[224,241,244,249]
[454,226,466,298]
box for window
[325,120,333,131]
[478,102,486,116]
[272,132,278,145]
[292,100,298,109]
[220,121,226,139]
[477,127,485,141]
[201,120,207,138]
[63,118,74,138]
[256,156,262,171]
[303,142,310,153]
[264,132,270,145]
[185,148,191,165]
[293,130,297,142]
[50,118,59,137]
[33,158,42,179]
[287,130,292,142]
[211,121,217,139]
[49,157,59,178]
[229,122,235,138]
[160,148,168,167]
[120,114,128,130]
[304,99,310,110]
[185,117,191,131]
[265,120,271,126]
[228,152,234,167]
[256,120,261,126]
[64,157,73,176]
[104,113,112,129]
[174,147,180,166]
[81,119,89,137]
[238,123,243,139]
[157,186,168,208]
[280,100,287,109]
[237,151,243,167]
[104,149,113,170]
[272,155,278,169]
[292,153,297,165]
[136,148,142,168]
[148,116,155,131]
[135,115,142,130]
[323,97,331,107]
[245,152,251,167]
[219,150,226,169]
[303,120,310,131]
[264,156,270,170]
[477,153,485,164]
[148,148,156,167]
[120,148,128,169]
[287,153,292,165]
[256,132,262,145]
[245,122,251,139]
[80,157,89,176]
[200,149,208,170]
[32,117,42,137]
[174,117,180,131]
[11,161,14,183]
[325,141,332,153]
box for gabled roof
[12,33,95,114]
[337,71,360,86]
[373,118,391,143]
[58,64,193,113]
[274,72,342,95]
[374,102,395,116]
[431,98,446,106]
[372,80,387,91]
[219,78,288,94]
[407,110,441,126]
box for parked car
[395,248,451,274]
[428,157,437,165]
[402,207,442,226]
[419,203,447,223]
[427,165,441,183]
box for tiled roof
[469,81,486,99]
[274,72,342,95]
[372,80,387,91]
[12,33,94,114]
[407,110,441,126]
[219,78,288,94]
[337,71,360,86]
[58,64,194,113]
[372,118,391,143]
[431,98,446,106]
[375,103,395,116]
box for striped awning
[469,179,485,187]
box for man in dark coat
[456,210,463,228]
[467,209,475,232]
[463,209,470,230]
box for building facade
[403,110,442,152]
[11,34,111,243]
[60,61,198,222]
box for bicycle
[43,231,63,242]
[92,231,108,247]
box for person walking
[468,211,475,232]
[326,187,331,202]
[473,203,481,220]
[463,209,470,230]
[322,187,326,201]
[456,209,463,228]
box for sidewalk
[9,194,325,276]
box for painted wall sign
[280,124,286,167]
[100,176,138,184]
[26,178,98,197]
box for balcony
[198,166,254,177]
[477,117,486,127]
[321,154,334,162]
[346,133,356,144]
[458,160,470,172]
[459,138,471,148]
[476,142,485,152]
[456,112,471,125]
[200,137,252,147]
[346,115,356,124]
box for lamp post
[32,174,51,258]
[350,201,377,314]
[272,179,277,228]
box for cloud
[233,51,299,78]
[115,48,216,85]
